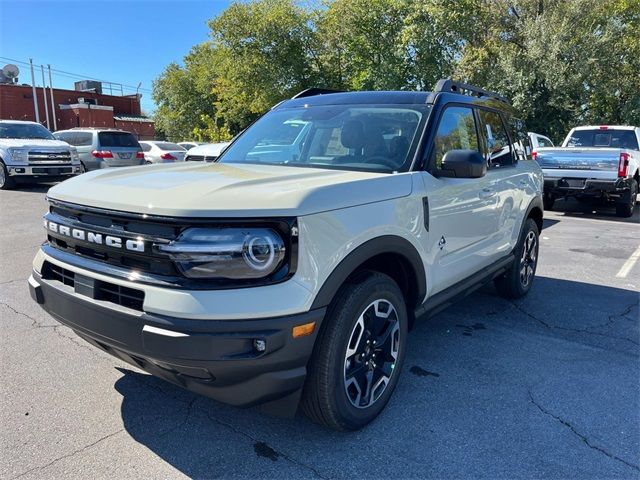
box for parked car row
[0,120,231,189]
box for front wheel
[301,271,408,431]
[495,218,540,299]
[0,161,16,190]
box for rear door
[97,131,141,166]
[476,108,524,256]
[418,105,501,293]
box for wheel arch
[524,195,544,234]
[310,235,426,319]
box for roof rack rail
[291,87,344,99]
[433,79,509,104]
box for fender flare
[521,194,544,238]
[310,235,426,310]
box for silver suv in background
[139,141,186,164]
[54,129,144,172]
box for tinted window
[219,105,427,173]
[477,109,514,167]
[430,106,479,169]
[98,132,139,148]
[537,136,553,148]
[0,122,54,140]
[54,131,75,143]
[566,129,638,150]
[140,143,152,152]
[508,118,531,161]
[155,142,185,151]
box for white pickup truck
[534,125,639,217]
[0,120,82,189]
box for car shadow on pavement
[112,276,639,479]
[549,197,640,224]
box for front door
[417,105,501,294]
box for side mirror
[438,149,487,178]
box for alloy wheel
[343,299,400,409]
[0,166,5,187]
[520,231,537,287]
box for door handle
[479,187,496,199]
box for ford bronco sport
[29,80,544,431]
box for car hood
[47,162,412,217]
[1,139,71,149]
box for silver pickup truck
[534,126,640,217]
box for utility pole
[40,65,50,129]
[47,65,57,131]
[29,58,40,123]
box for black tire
[543,193,555,211]
[0,160,16,190]
[494,218,540,299]
[301,271,408,431]
[79,162,87,174]
[615,179,638,218]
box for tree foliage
[153,0,640,142]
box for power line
[0,56,153,94]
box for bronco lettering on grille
[44,219,145,253]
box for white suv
[29,80,543,431]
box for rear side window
[430,106,479,169]
[155,142,184,151]
[98,132,139,148]
[140,143,152,152]
[477,109,514,167]
[508,118,531,161]
[566,129,639,150]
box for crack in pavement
[0,301,106,358]
[0,278,27,287]
[10,429,125,479]
[204,411,328,479]
[511,301,640,346]
[528,390,639,472]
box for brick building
[0,83,155,139]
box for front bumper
[29,271,325,410]
[543,176,631,198]
[8,164,81,177]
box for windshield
[0,123,55,140]
[566,129,639,150]
[218,104,429,173]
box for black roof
[280,91,432,108]
[277,88,517,116]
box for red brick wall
[0,84,145,127]
[58,107,116,130]
[114,120,155,140]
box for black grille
[42,261,145,311]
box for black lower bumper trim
[29,271,325,410]
[544,177,630,198]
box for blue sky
[0,0,231,113]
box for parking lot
[1,185,638,479]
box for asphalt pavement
[1,185,638,479]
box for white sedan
[139,141,187,164]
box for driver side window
[430,106,479,170]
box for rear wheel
[543,193,555,211]
[615,179,638,218]
[495,218,539,299]
[0,161,15,190]
[302,271,408,431]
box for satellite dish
[2,64,20,79]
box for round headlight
[158,227,286,280]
